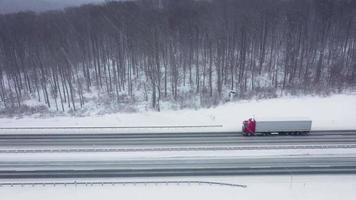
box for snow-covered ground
[1,94,355,199]
[1,175,355,200]
[1,148,356,162]
[0,94,355,133]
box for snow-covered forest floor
[1,93,355,132]
[1,0,355,117]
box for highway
[0,130,356,147]
[1,130,356,179]
[1,156,356,178]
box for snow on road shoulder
[0,94,355,133]
[1,175,355,200]
[1,148,356,162]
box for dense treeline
[0,0,355,112]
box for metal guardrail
[0,180,247,188]
[0,125,223,130]
[1,144,356,153]
[0,127,355,135]
[311,130,356,133]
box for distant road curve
[0,180,247,188]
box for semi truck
[242,117,312,136]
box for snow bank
[1,148,356,162]
[0,94,355,132]
[1,175,355,200]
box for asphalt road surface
[0,131,356,147]
[1,156,356,178]
[1,130,356,179]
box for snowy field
[0,94,355,133]
[1,175,355,200]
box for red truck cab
[242,118,256,136]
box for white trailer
[242,117,312,136]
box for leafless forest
[0,0,355,113]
